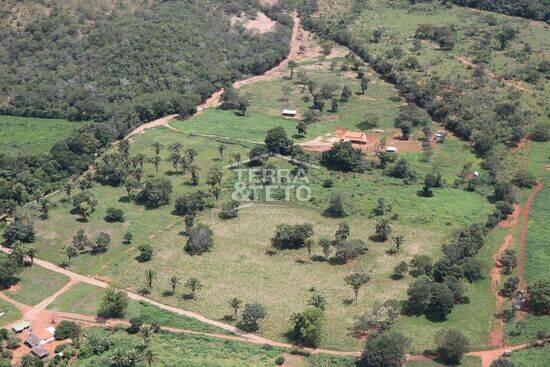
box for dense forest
[451,0,549,22]
[0,0,292,214]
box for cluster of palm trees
[143,269,202,299]
[9,242,38,267]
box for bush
[528,278,550,314]
[490,358,517,367]
[357,332,409,367]
[324,193,352,218]
[219,200,240,219]
[291,307,325,347]
[462,259,483,282]
[185,223,214,255]
[104,207,124,222]
[271,224,314,250]
[333,240,367,264]
[530,122,550,142]
[512,169,536,188]
[137,244,153,262]
[435,329,469,364]
[128,317,143,334]
[54,321,80,340]
[320,141,367,172]
[98,288,128,318]
[275,356,285,365]
[136,177,172,208]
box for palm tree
[136,153,146,169]
[145,269,157,292]
[218,144,225,160]
[152,142,162,155]
[288,60,298,79]
[185,277,202,299]
[211,186,222,201]
[169,275,180,295]
[26,247,39,265]
[190,165,200,185]
[229,297,242,318]
[151,156,161,173]
[232,153,241,168]
[169,142,183,154]
[10,242,26,267]
[186,148,198,163]
[64,183,73,197]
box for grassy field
[509,346,550,367]
[406,356,481,367]
[2,259,69,306]
[0,115,81,156]
[74,328,354,367]
[0,298,22,327]
[47,282,228,334]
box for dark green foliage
[435,329,470,364]
[291,307,325,347]
[320,141,366,172]
[219,200,240,219]
[324,193,352,218]
[490,358,517,367]
[136,178,172,208]
[93,231,111,254]
[357,332,409,367]
[104,207,124,222]
[406,276,457,318]
[138,244,154,262]
[392,261,409,279]
[240,303,267,332]
[128,317,143,334]
[450,0,548,21]
[185,223,214,255]
[428,283,455,319]
[54,321,80,341]
[3,220,34,245]
[333,240,367,264]
[530,122,550,142]
[461,258,483,283]
[386,159,417,184]
[265,127,294,155]
[174,190,211,215]
[410,255,433,277]
[500,276,519,297]
[98,288,129,318]
[512,169,537,188]
[500,249,517,274]
[527,279,550,314]
[415,24,455,49]
[271,223,314,250]
[0,258,21,288]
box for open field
[406,356,481,367]
[47,282,229,334]
[0,115,80,156]
[0,298,22,327]
[29,117,495,350]
[2,256,69,306]
[509,346,550,367]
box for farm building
[341,131,367,144]
[282,109,297,117]
[386,146,398,153]
[12,320,31,333]
[25,334,41,348]
[31,346,48,359]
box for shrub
[324,193,352,218]
[219,200,240,219]
[128,317,143,334]
[136,177,172,208]
[357,332,409,367]
[104,207,124,222]
[271,223,314,250]
[185,223,214,255]
[291,307,325,347]
[275,356,285,365]
[320,141,366,172]
[98,288,128,318]
[54,321,80,340]
[530,122,550,142]
[137,244,153,262]
[528,278,550,314]
[512,169,536,188]
[435,329,469,364]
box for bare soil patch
[231,12,276,34]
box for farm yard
[0,0,548,366]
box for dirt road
[517,183,543,290]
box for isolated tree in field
[72,229,91,250]
[211,185,222,201]
[265,127,293,155]
[168,152,180,171]
[72,191,97,220]
[138,244,153,262]
[393,261,408,279]
[375,218,391,241]
[190,165,200,186]
[39,198,50,219]
[296,121,308,138]
[185,223,214,255]
[218,144,225,160]
[357,332,409,367]
[185,277,202,299]
[341,85,352,102]
[142,347,157,367]
[312,94,325,111]
[400,121,412,140]
[136,177,172,208]
[207,167,223,188]
[271,223,314,250]
[335,222,351,243]
[308,293,327,310]
[93,232,111,253]
[98,287,128,318]
[152,142,162,156]
[186,148,198,163]
[528,278,550,314]
[392,235,405,254]
[238,98,249,116]
[330,98,339,113]
[63,246,77,262]
[345,271,370,301]
[232,152,242,168]
[169,275,180,295]
[150,155,161,173]
[360,77,369,94]
[145,268,157,292]
[436,329,469,364]
[123,232,133,244]
[291,307,325,347]
[496,25,518,50]
[321,141,366,173]
[288,60,298,79]
[169,142,183,154]
[241,303,267,331]
[25,247,38,265]
[229,297,242,318]
[324,193,351,218]
[319,238,332,260]
[305,239,313,259]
